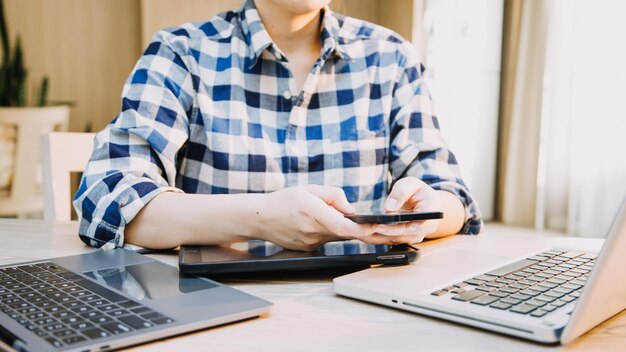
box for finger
[373,220,438,239]
[384,177,423,212]
[360,233,425,245]
[305,185,356,214]
[307,199,378,240]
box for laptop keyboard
[0,262,175,349]
[431,249,596,318]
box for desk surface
[0,220,624,352]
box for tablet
[178,240,419,275]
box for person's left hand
[373,177,442,243]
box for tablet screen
[180,240,418,274]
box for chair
[41,132,95,221]
[0,107,69,218]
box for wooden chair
[0,107,69,218]
[41,132,96,221]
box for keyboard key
[463,279,484,286]
[60,316,82,325]
[130,307,151,314]
[118,300,141,309]
[518,289,541,297]
[118,315,154,330]
[526,299,547,307]
[82,327,111,339]
[61,335,87,345]
[535,294,556,303]
[544,290,566,299]
[562,295,577,303]
[70,321,94,330]
[546,278,567,285]
[531,284,552,292]
[52,329,76,338]
[449,288,465,294]
[530,309,548,317]
[140,312,165,320]
[527,256,547,261]
[510,303,538,314]
[484,281,506,288]
[509,293,532,301]
[90,315,115,324]
[489,301,513,310]
[102,322,132,335]
[470,295,500,306]
[489,290,510,298]
[108,309,130,317]
[499,287,518,294]
[45,337,63,348]
[151,317,175,325]
[542,304,558,312]
[75,280,127,303]
[486,259,536,277]
[451,290,485,302]
[473,275,497,282]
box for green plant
[0,0,48,107]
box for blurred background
[0,0,624,238]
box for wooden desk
[1,220,624,351]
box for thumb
[305,185,356,214]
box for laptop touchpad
[83,261,217,301]
[419,248,508,275]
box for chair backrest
[41,132,96,221]
[0,106,69,217]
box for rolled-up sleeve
[73,30,195,248]
[388,44,482,234]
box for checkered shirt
[74,0,482,248]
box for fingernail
[408,224,419,233]
[385,198,398,211]
[375,225,387,234]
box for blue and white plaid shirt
[74,0,482,248]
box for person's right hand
[254,185,423,251]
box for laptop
[334,200,626,344]
[0,249,272,351]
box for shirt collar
[238,0,350,69]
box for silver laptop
[334,200,626,344]
[0,249,272,351]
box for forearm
[125,192,264,249]
[426,190,465,239]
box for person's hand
[375,177,442,243]
[255,185,378,250]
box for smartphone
[344,211,443,224]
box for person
[74,0,482,251]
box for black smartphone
[344,211,443,224]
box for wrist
[237,193,271,241]
[430,190,465,237]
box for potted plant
[0,0,69,215]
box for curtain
[496,0,550,227]
[537,0,626,237]
[498,0,626,237]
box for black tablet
[178,240,419,275]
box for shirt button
[275,52,283,60]
[283,90,292,100]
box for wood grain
[4,0,142,132]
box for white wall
[418,0,504,220]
